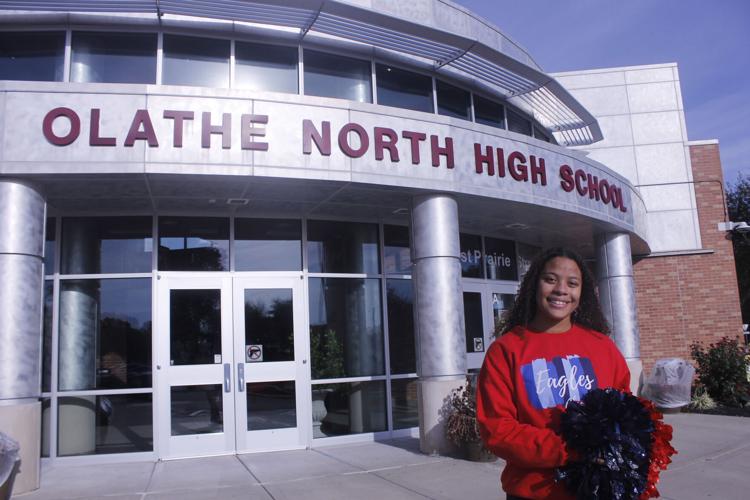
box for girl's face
[532,256,582,332]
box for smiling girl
[477,247,630,500]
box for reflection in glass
[61,217,152,274]
[391,378,419,430]
[58,394,153,455]
[383,225,411,275]
[387,280,415,374]
[170,289,221,366]
[235,42,298,93]
[304,50,372,103]
[158,217,229,271]
[474,95,505,129]
[517,242,541,279]
[0,31,65,81]
[459,233,483,278]
[247,381,296,431]
[534,125,551,143]
[58,279,152,391]
[307,220,379,274]
[309,278,384,379]
[507,108,532,136]
[44,218,55,276]
[42,282,53,392]
[311,381,386,437]
[41,398,50,457]
[235,218,301,271]
[376,64,433,113]
[436,80,470,119]
[244,289,294,362]
[493,293,515,335]
[162,34,229,88]
[171,385,223,436]
[71,32,156,84]
[484,237,517,281]
[463,292,484,353]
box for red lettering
[124,110,158,147]
[374,127,399,162]
[574,169,587,196]
[303,120,331,156]
[599,179,611,204]
[430,136,454,168]
[163,110,194,148]
[338,123,369,158]
[508,151,528,182]
[496,148,506,177]
[559,165,575,192]
[241,114,268,151]
[402,131,426,164]
[615,187,628,212]
[202,112,231,149]
[530,155,547,185]
[474,143,494,175]
[587,174,600,201]
[89,108,116,146]
[42,107,80,146]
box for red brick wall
[634,143,743,373]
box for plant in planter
[445,375,496,462]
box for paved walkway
[13,413,750,499]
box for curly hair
[501,247,610,335]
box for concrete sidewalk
[13,413,749,500]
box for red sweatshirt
[477,324,631,499]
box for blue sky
[455,0,749,186]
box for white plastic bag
[641,358,695,408]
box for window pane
[44,218,55,276]
[436,80,470,119]
[247,381,296,431]
[534,125,551,143]
[61,217,152,274]
[71,32,156,84]
[384,225,411,275]
[58,278,152,391]
[307,220,379,274]
[41,398,51,457]
[517,242,541,279]
[244,288,294,362]
[484,237,517,281]
[158,217,229,271]
[170,289,221,366]
[304,50,371,103]
[171,385,223,436]
[507,108,532,136]
[492,292,515,335]
[0,31,64,81]
[309,278,384,379]
[459,233,483,278]
[312,381,386,438]
[42,282,53,392]
[163,34,229,88]
[474,95,505,129]
[376,64,433,113]
[58,394,153,455]
[235,218,301,271]
[463,292,484,353]
[235,42,297,93]
[387,279,415,375]
[391,378,418,430]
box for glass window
[387,279,415,375]
[459,233,483,278]
[158,217,229,271]
[247,381,296,431]
[0,31,64,81]
[44,218,55,276]
[517,242,541,279]
[484,237,518,281]
[170,385,223,436]
[304,50,371,103]
[307,220,379,274]
[243,288,294,362]
[71,32,156,84]
[41,398,51,457]
[235,218,301,271]
[391,378,418,430]
[58,394,153,455]
[58,278,152,391]
[162,34,229,88]
[492,292,515,335]
[309,278,384,379]
[376,64,433,113]
[436,80,470,119]
[507,108,532,136]
[42,282,53,393]
[463,291,485,353]
[61,217,152,275]
[235,41,298,93]
[311,381,387,437]
[383,225,411,275]
[474,95,505,129]
[534,125,551,143]
[170,289,221,366]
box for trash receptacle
[0,432,21,500]
[641,358,695,411]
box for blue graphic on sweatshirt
[521,355,598,409]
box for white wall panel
[627,82,679,114]
[631,111,683,145]
[646,210,700,252]
[569,85,630,117]
[635,143,689,185]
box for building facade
[0,0,741,493]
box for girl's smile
[531,256,582,333]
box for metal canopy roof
[0,0,603,146]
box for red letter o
[43,107,81,146]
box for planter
[464,440,497,462]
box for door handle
[224,363,231,393]
[237,363,245,392]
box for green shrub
[690,337,750,407]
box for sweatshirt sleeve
[476,341,572,468]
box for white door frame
[463,281,517,371]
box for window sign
[517,242,541,280]
[484,237,517,281]
[459,233,483,278]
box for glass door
[233,276,308,452]
[463,282,517,371]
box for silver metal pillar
[0,179,45,492]
[595,232,642,394]
[411,194,466,454]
